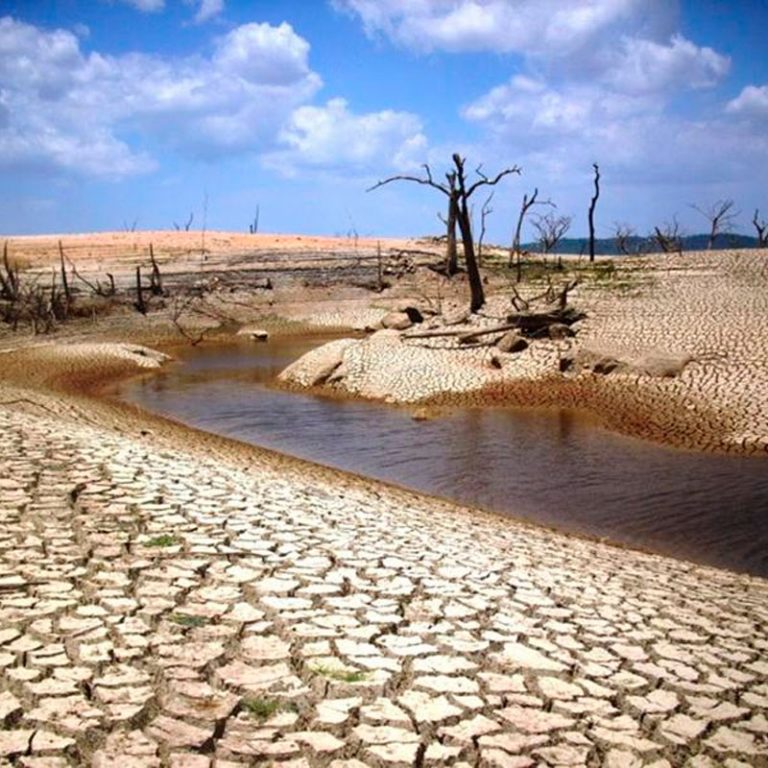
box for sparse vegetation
[310,664,368,683]
[145,534,179,547]
[169,613,207,627]
[242,697,283,721]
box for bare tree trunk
[478,191,494,267]
[149,243,164,296]
[453,155,485,312]
[588,163,600,263]
[754,209,768,247]
[135,266,146,314]
[376,240,384,291]
[511,188,538,279]
[446,194,458,276]
[58,240,72,310]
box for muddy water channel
[118,337,768,577]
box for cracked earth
[1,387,766,767]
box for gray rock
[442,306,470,326]
[548,323,575,340]
[496,332,529,354]
[381,312,414,331]
[561,346,691,378]
[278,338,358,387]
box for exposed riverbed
[117,337,768,577]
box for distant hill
[519,233,761,256]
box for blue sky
[1,0,767,242]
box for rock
[236,327,269,342]
[381,312,413,331]
[278,339,358,387]
[560,346,691,378]
[497,331,529,354]
[442,306,470,326]
[392,303,425,323]
[548,323,575,340]
[630,352,692,378]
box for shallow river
[118,337,768,577]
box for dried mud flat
[0,235,767,766]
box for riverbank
[4,233,768,455]
[279,249,768,456]
[1,341,767,766]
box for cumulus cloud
[333,0,659,55]
[726,85,768,117]
[0,17,325,175]
[0,15,431,180]
[266,97,426,173]
[606,34,729,94]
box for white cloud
[193,0,224,24]
[333,0,658,54]
[726,84,768,117]
[266,97,426,173]
[0,16,429,180]
[0,17,324,175]
[212,22,311,86]
[119,0,165,12]
[607,34,729,94]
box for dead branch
[752,209,768,247]
[532,212,572,254]
[691,199,738,249]
[134,266,146,314]
[478,191,494,265]
[58,241,71,308]
[149,243,164,296]
[588,163,600,262]
[652,217,683,254]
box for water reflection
[119,338,768,577]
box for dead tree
[477,191,494,266]
[135,266,146,314]
[509,188,555,281]
[613,223,635,255]
[588,163,600,262]
[752,209,767,247]
[0,242,19,302]
[174,212,195,232]
[532,212,571,254]
[435,172,459,276]
[652,217,683,254]
[148,243,164,296]
[58,241,71,309]
[692,199,738,249]
[370,155,520,312]
[249,206,260,234]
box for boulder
[278,338,358,387]
[496,331,529,354]
[381,311,414,331]
[561,346,691,378]
[548,323,575,340]
[442,306,471,326]
[630,352,692,378]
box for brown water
[118,337,768,577]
